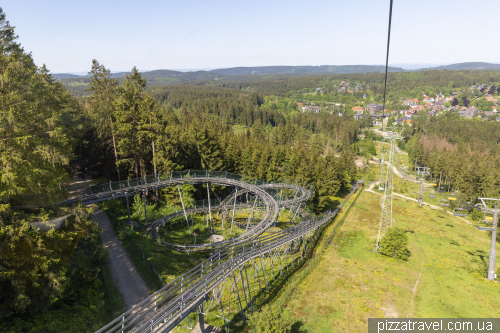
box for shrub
[248,304,294,333]
[378,228,410,260]
[471,208,483,222]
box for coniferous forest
[1,6,500,332]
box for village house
[486,95,499,103]
[338,87,346,92]
[403,98,419,106]
[352,106,364,113]
[302,106,321,113]
[396,116,412,125]
[365,103,384,113]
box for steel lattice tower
[379,137,386,191]
[376,129,403,251]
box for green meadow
[281,186,500,332]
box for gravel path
[93,209,150,310]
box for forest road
[92,209,151,310]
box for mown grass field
[282,185,500,332]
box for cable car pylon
[478,198,500,281]
[376,129,403,251]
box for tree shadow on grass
[465,249,487,264]
[292,320,308,333]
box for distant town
[297,80,500,124]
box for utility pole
[401,166,408,184]
[479,198,499,281]
[376,129,403,251]
[416,167,430,207]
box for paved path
[93,209,150,310]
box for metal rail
[91,173,359,333]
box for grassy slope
[284,176,500,332]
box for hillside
[277,158,500,332]
[52,65,406,82]
[210,65,405,75]
[51,73,86,79]
[419,62,500,71]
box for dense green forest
[403,114,500,199]
[1,4,500,332]
[0,9,357,331]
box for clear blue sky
[3,0,499,73]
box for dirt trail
[367,180,444,211]
[408,262,424,317]
[93,209,150,310]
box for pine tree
[114,67,147,178]
[86,60,121,179]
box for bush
[471,208,483,222]
[378,228,410,260]
[248,304,294,333]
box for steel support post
[232,273,246,325]
[488,209,499,281]
[416,167,430,208]
[287,188,300,217]
[244,266,254,314]
[126,194,131,225]
[219,300,228,333]
[253,259,264,302]
[207,183,212,222]
[238,269,250,314]
[198,304,205,333]
[419,174,424,207]
[290,204,301,225]
[231,188,238,231]
[246,197,257,231]
[177,185,191,232]
[143,190,148,225]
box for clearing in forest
[283,189,500,332]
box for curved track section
[94,179,360,333]
[146,182,312,252]
[66,171,291,249]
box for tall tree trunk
[439,170,443,189]
[109,117,121,181]
[134,155,139,179]
[152,140,158,196]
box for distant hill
[210,65,405,75]
[419,62,500,71]
[51,73,86,80]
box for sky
[3,0,499,73]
